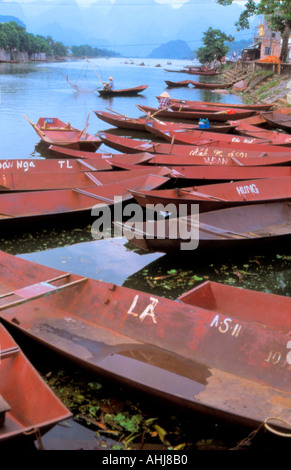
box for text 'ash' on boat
[0,251,290,433]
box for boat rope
[229,423,264,450]
[23,427,44,450]
[264,417,291,437]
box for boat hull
[0,251,290,431]
[0,323,71,441]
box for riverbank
[220,61,291,107]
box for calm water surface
[0,58,290,451]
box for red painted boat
[261,110,291,132]
[166,99,272,111]
[97,85,148,97]
[188,80,234,89]
[129,176,291,213]
[25,116,101,151]
[0,153,154,175]
[94,110,150,131]
[0,172,168,229]
[0,322,71,442]
[153,165,291,183]
[143,120,236,136]
[0,167,170,192]
[138,105,255,122]
[228,119,291,147]
[185,69,219,76]
[147,126,267,146]
[0,251,290,431]
[98,133,291,161]
[165,80,191,87]
[149,153,291,167]
[117,201,291,254]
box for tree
[195,27,234,64]
[217,0,291,63]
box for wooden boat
[185,69,219,76]
[94,110,150,131]
[0,250,290,431]
[165,80,191,87]
[143,120,236,136]
[137,105,255,122]
[0,172,168,229]
[228,119,291,147]
[0,168,170,193]
[148,126,268,146]
[166,98,272,111]
[48,144,154,167]
[150,165,291,183]
[95,110,235,135]
[0,322,71,442]
[98,133,291,161]
[0,153,154,175]
[117,201,291,254]
[188,80,234,89]
[149,153,291,167]
[25,116,101,151]
[97,85,148,97]
[129,176,291,213]
[261,111,291,132]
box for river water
[0,58,290,451]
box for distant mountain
[0,15,25,28]
[148,40,193,60]
[0,0,256,58]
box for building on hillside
[240,18,282,62]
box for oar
[80,113,90,139]
[137,104,172,119]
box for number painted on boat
[127,295,158,323]
[210,314,242,337]
[265,341,291,368]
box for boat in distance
[25,116,101,151]
[165,80,191,87]
[187,80,234,90]
[97,85,148,97]
[129,176,291,213]
[0,250,290,432]
[0,322,71,442]
[117,201,291,254]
